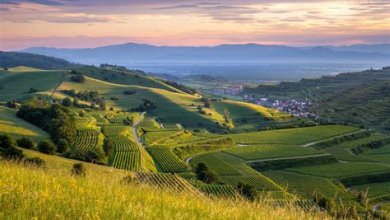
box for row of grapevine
[147,147,189,173]
[102,125,131,136]
[144,130,186,145]
[73,129,100,152]
[218,175,282,191]
[75,117,96,129]
[136,172,198,194]
[194,183,237,198]
[111,136,139,151]
[110,151,142,171]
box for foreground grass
[0,160,328,219]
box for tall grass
[0,160,328,219]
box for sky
[0,0,389,50]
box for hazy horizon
[1,0,389,50]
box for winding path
[132,112,146,148]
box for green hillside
[243,67,390,132]
[0,106,49,142]
[1,62,390,219]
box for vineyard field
[73,129,101,152]
[287,162,390,178]
[263,171,356,205]
[109,151,142,171]
[224,145,319,161]
[147,147,189,173]
[228,125,359,145]
[103,125,131,136]
[136,172,198,193]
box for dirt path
[302,129,367,148]
[132,112,146,148]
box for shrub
[16,137,35,149]
[195,162,208,174]
[71,163,86,176]
[61,97,72,107]
[0,135,24,160]
[70,74,85,83]
[38,141,56,154]
[196,170,218,184]
[123,90,136,95]
[57,139,69,153]
[236,182,258,201]
[23,157,46,168]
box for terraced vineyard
[110,151,141,171]
[263,171,357,205]
[147,147,189,173]
[228,125,359,145]
[75,117,97,129]
[224,145,320,161]
[73,129,100,152]
[218,175,283,191]
[111,136,139,151]
[144,130,186,145]
[102,125,131,136]
[194,183,237,198]
[287,162,390,178]
[136,172,198,193]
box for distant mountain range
[21,43,390,66]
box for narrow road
[302,129,367,147]
[132,112,146,148]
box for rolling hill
[244,67,390,132]
[21,43,389,65]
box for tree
[236,182,258,201]
[103,138,113,156]
[195,162,208,174]
[0,135,24,159]
[73,97,79,106]
[23,157,46,168]
[57,139,69,153]
[38,141,56,154]
[203,98,211,108]
[223,109,232,123]
[61,97,72,107]
[71,163,86,176]
[16,137,35,149]
[70,74,85,83]
[196,170,218,184]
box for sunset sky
[0,0,389,50]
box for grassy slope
[0,69,65,101]
[0,106,49,142]
[0,160,328,219]
[58,75,221,130]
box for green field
[224,145,320,161]
[0,106,49,142]
[228,125,359,145]
[287,162,390,178]
[351,182,390,201]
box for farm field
[228,125,359,145]
[287,162,390,178]
[0,61,389,219]
[263,171,357,205]
[351,182,390,201]
[224,145,320,161]
[146,147,189,173]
